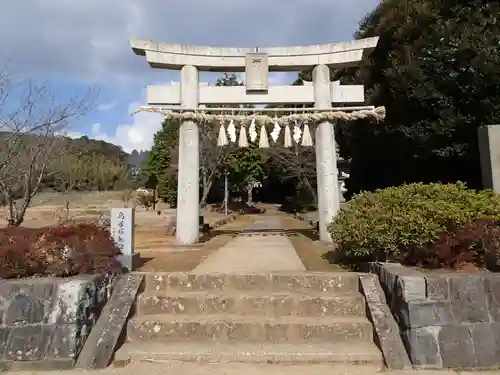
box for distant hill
[0,132,128,161]
[0,132,133,194]
[128,149,150,169]
[69,135,129,162]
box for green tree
[266,144,317,205]
[225,145,268,204]
[213,73,269,204]
[146,119,179,205]
[316,0,500,195]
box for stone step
[127,314,373,343]
[114,341,384,368]
[136,291,366,317]
[108,362,388,375]
[143,272,359,294]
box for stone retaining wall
[358,274,412,370]
[0,274,117,371]
[370,262,500,369]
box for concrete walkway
[193,216,306,273]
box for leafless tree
[266,144,318,204]
[0,69,96,226]
[198,122,228,207]
[158,122,227,209]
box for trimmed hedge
[0,223,122,279]
[329,182,500,265]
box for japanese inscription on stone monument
[111,208,135,271]
[116,212,125,251]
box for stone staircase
[115,272,384,371]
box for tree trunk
[199,179,213,208]
[302,176,318,205]
[152,189,156,211]
[3,191,22,227]
[11,216,24,227]
[247,185,253,206]
[7,196,15,226]
[60,194,71,224]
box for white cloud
[97,101,117,111]
[91,122,101,135]
[64,131,86,139]
[61,105,161,153]
[0,0,380,152]
[0,0,380,85]
[90,99,162,153]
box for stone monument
[110,208,135,271]
[131,38,381,244]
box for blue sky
[0,0,379,153]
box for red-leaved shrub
[405,220,500,269]
[0,223,122,279]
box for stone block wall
[0,274,116,370]
[371,262,500,369]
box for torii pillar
[131,38,379,245]
[177,65,200,245]
[313,64,339,242]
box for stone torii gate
[131,37,380,245]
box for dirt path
[193,215,305,273]
[136,215,254,272]
[135,213,343,273]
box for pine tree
[325,0,500,194]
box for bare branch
[198,122,230,207]
[0,68,97,226]
[265,144,318,203]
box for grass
[279,215,346,272]
[289,234,346,272]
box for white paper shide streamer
[249,118,258,143]
[259,124,269,148]
[217,120,228,146]
[293,121,302,144]
[227,119,237,143]
[301,121,313,147]
[284,124,293,148]
[270,118,281,143]
[238,125,249,147]
[215,117,313,148]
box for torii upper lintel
[130,37,379,72]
